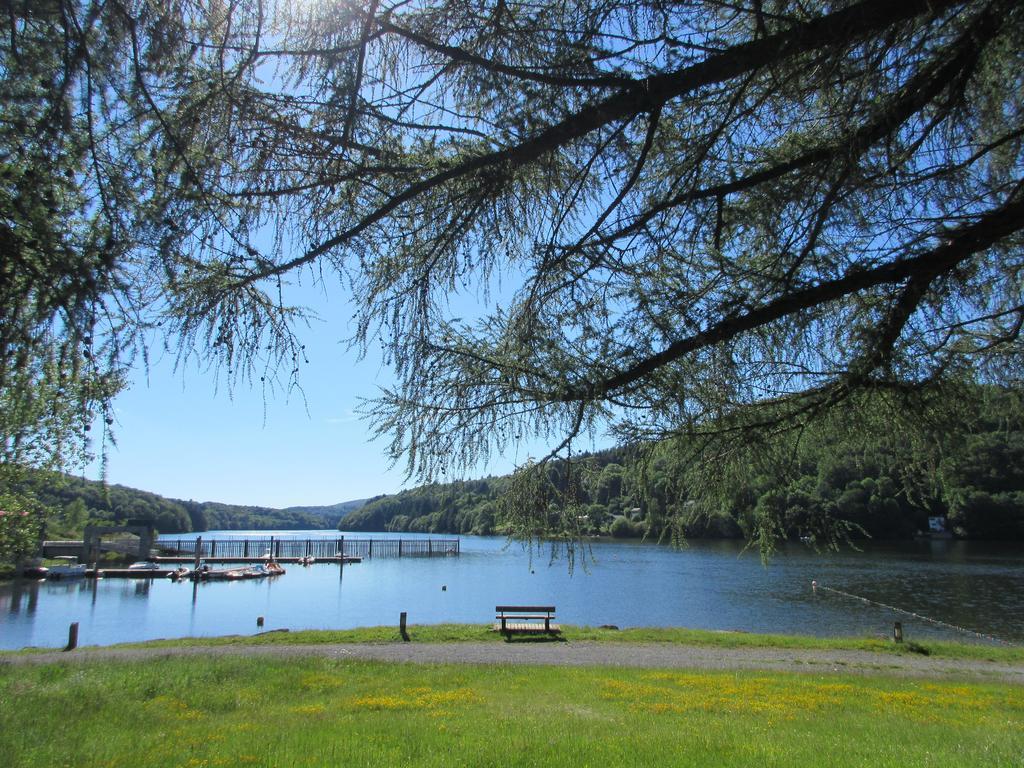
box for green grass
[0,654,1021,767]
[74,623,1024,663]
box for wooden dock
[86,555,363,578]
[86,568,181,579]
[153,556,362,565]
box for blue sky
[91,274,559,509]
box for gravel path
[4,642,1023,683]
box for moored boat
[190,562,286,581]
[46,556,87,580]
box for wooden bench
[494,605,561,636]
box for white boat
[47,556,87,579]
[128,561,160,570]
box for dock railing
[158,537,459,559]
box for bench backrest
[495,605,555,613]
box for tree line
[341,389,1024,542]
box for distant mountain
[10,469,371,534]
[282,498,371,520]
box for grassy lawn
[0,654,1021,767]
[93,623,1024,664]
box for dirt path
[4,641,1022,683]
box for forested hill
[340,392,1024,541]
[340,479,511,536]
[10,470,369,536]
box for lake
[1,531,1022,650]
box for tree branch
[567,192,1024,402]
[236,0,966,286]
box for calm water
[1,532,1021,650]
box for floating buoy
[441,585,446,591]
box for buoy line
[812,582,1015,646]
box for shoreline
[4,624,1023,675]
[4,637,1024,685]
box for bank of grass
[92,623,1024,663]
[0,653,1021,767]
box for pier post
[194,536,202,570]
[399,540,403,557]
[893,622,903,643]
[64,622,79,652]
[244,540,249,558]
[399,612,409,641]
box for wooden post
[211,540,216,558]
[399,612,409,641]
[893,622,904,643]
[194,536,202,570]
[244,540,249,558]
[64,622,79,652]
[399,540,403,557]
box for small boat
[128,561,161,570]
[298,555,315,566]
[191,562,286,581]
[190,564,237,581]
[237,563,285,579]
[47,556,87,580]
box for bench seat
[492,621,562,633]
[494,605,561,636]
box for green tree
[60,498,88,535]
[0,493,43,570]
